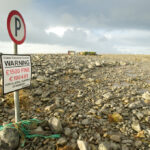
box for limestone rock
[77,140,89,150]
[95,99,102,105]
[57,137,67,146]
[82,119,89,125]
[0,127,20,150]
[98,142,109,150]
[135,140,142,147]
[64,127,72,136]
[98,142,120,150]
[131,121,141,132]
[34,88,42,96]
[36,76,45,82]
[142,91,150,100]
[109,134,121,142]
[95,61,101,67]
[48,117,62,133]
[103,92,113,99]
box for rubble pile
[0,54,150,150]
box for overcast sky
[0,0,150,54]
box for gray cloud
[45,0,150,30]
[1,0,150,54]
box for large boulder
[0,127,20,150]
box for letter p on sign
[7,10,26,45]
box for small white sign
[1,55,31,94]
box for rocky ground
[1,54,150,149]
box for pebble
[109,134,121,142]
[131,121,141,132]
[98,142,109,150]
[48,117,62,133]
[122,145,129,150]
[142,91,150,100]
[95,99,103,105]
[57,137,67,146]
[72,132,78,139]
[103,92,113,99]
[135,140,142,147]
[77,140,89,150]
[64,127,72,136]
[82,119,89,125]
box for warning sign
[1,55,31,94]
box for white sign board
[1,55,31,94]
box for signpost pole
[14,42,20,122]
[7,10,26,122]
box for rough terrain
[1,54,150,150]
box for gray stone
[109,142,120,150]
[34,88,42,96]
[77,140,89,150]
[31,80,39,88]
[145,129,150,137]
[77,90,84,98]
[98,142,109,150]
[131,121,141,132]
[135,140,142,147]
[95,99,102,105]
[0,139,11,150]
[44,104,55,112]
[88,78,94,82]
[98,142,120,150]
[80,74,86,79]
[95,61,101,67]
[57,137,67,146]
[122,145,129,150]
[128,101,143,109]
[32,126,44,132]
[72,132,78,139]
[142,91,150,100]
[0,127,20,150]
[122,139,133,144]
[36,76,45,82]
[135,112,144,120]
[82,119,89,125]
[55,97,61,107]
[88,109,96,114]
[41,98,50,102]
[120,61,127,66]
[90,144,97,150]
[110,134,121,142]
[94,133,101,142]
[54,80,60,85]
[88,64,94,69]
[103,92,113,99]
[42,91,51,98]
[44,106,51,112]
[48,117,62,133]
[64,127,72,136]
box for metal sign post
[7,10,26,122]
[14,42,20,122]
